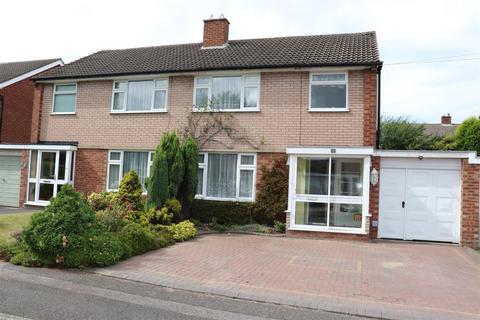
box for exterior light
[370,168,379,186]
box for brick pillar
[73,149,108,195]
[30,83,43,143]
[461,159,480,248]
[369,156,380,239]
[19,150,29,207]
[363,69,377,147]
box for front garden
[0,131,289,268]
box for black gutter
[376,63,383,149]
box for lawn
[0,212,34,243]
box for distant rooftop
[0,58,62,87]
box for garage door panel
[378,169,405,239]
[0,156,21,207]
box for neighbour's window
[295,157,364,229]
[107,151,154,191]
[196,153,256,201]
[53,84,77,113]
[193,75,260,111]
[112,78,168,112]
[310,73,347,110]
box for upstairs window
[310,73,348,111]
[112,78,168,112]
[53,84,77,113]
[193,75,260,111]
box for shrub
[146,147,169,210]
[125,210,151,227]
[455,116,480,154]
[21,185,100,265]
[95,204,127,232]
[274,220,286,233]
[8,242,46,267]
[167,221,196,242]
[160,132,185,198]
[119,223,157,257]
[380,116,434,150]
[151,225,176,247]
[147,207,173,225]
[87,192,118,211]
[229,224,273,234]
[179,137,199,219]
[190,200,253,225]
[253,157,288,225]
[118,170,144,211]
[164,199,181,219]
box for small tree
[118,170,143,211]
[160,132,185,198]
[145,147,169,210]
[455,116,480,154]
[380,116,433,150]
[179,137,199,219]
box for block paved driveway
[95,234,480,320]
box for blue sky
[2,0,479,123]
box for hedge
[190,199,254,225]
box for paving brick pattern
[96,234,480,320]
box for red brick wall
[30,83,43,143]
[203,18,229,47]
[461,159,480,248]
[286,229,369,241]
[0,79,35,143]
[73,149,108,195]
[368,156,380,239]
[363,69,377,147]
[18,150,29,207]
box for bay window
[107,150,154,191]
[112,78,168,112]
[310,72,348,111]
[290,154,370,233]
[196,153,256,201]
[52,83,77,113]
[193,75,260,111]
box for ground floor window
[27,149,75,204]
[107,150,154,191]
[196,153,256,201]
[290,155,370,232]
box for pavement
[0,262,362,320]
[95,233,480,320]
[0,207,39,215]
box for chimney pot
[203,15,230,48]
[441,113,452,125]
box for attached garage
[378,157,463,243]
[0,153,21,207]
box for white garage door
[0,155,21,207]
[378,158,461,243]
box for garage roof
[0,59,63,89]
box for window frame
[106,150,155,192]
[193,74,260,112]
[309,72,348,112]
[51,83,77,114]
[289,154,370,234]
[196,152,257,202]
[110,78,169,113]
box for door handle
[402,201,405,208]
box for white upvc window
[309,72,348,111]
[196,152,256,201]
[107,150,155,191]
[111,78,168,113]
[52,83,77,114]
[193,74,260,111]
[288,154,370,234]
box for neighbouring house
[424,113,459,137]
[0,58,63,207]
[12,16,480,247]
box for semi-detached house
[4,17,479,247]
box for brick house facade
[16,17,479,248]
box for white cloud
[1,0,479,122]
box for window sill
[24,201,49,207]
[50,112,76,115]
[110,110,167,114]
[195,195,255,202]
[289,224,366,234]
[308,108,349,112]
[192,108,260,113]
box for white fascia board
[0,60,64,89]
[0,144,77,151]
[376,149,480,164]
[286,146,374,156]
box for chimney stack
[441,113,452,125]
[203,14,230,48]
